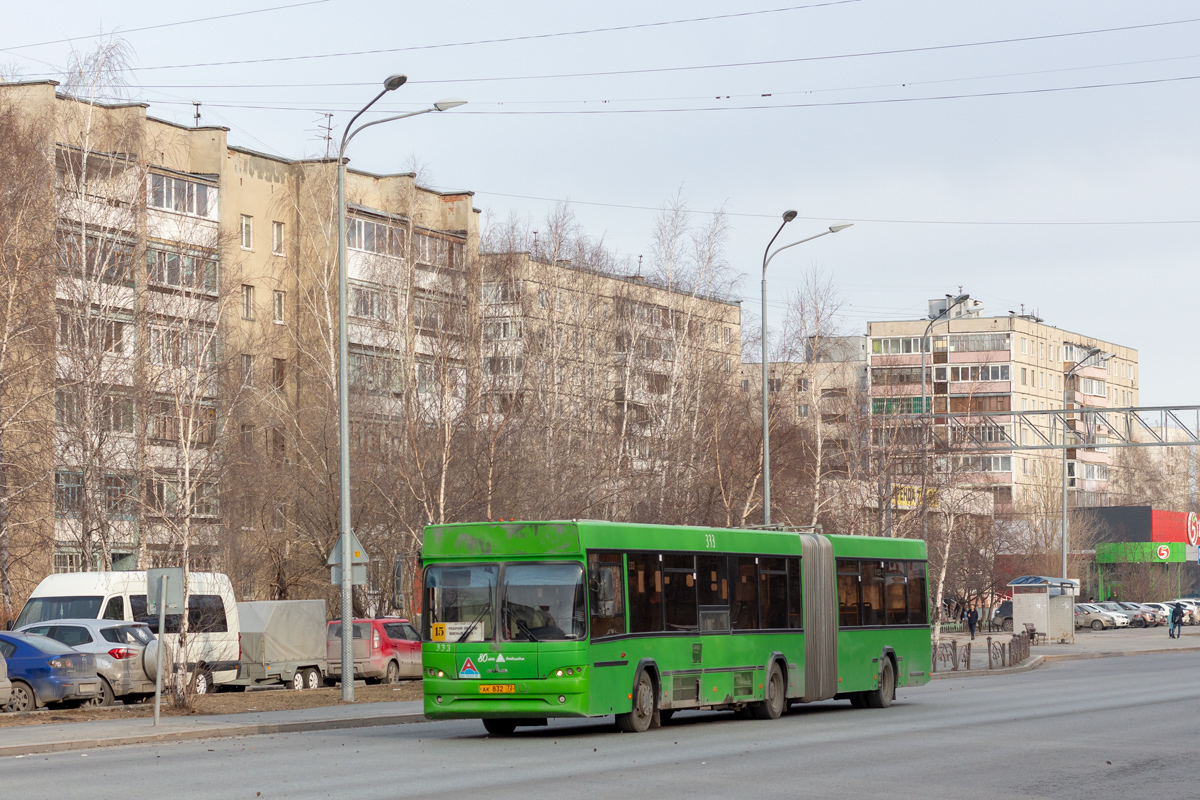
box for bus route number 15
[704,534,716,549]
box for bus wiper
[503,605,539,641]
[457,600,492,643]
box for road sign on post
[146,567,185,615]
[328,534,369,585]
[146,567,183,728]
[327,533,369,566]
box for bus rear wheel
[866,659,895,709]
[483,719,517,736]
[751,663,785,720]
[616,671,656,733]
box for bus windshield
[15,596,103,628]
[424,563,585,643]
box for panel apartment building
[479,251,742,471]
[867,302,1139,513]
[0,81,478,609]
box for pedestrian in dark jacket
[967,607,979,640]
[1170,603,1184,638]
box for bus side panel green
[838,629,932,692]
[588,639,633,717]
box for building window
[240,354,254,387]
[1020,368,1026,386]
[724,327,732,345]
[798,404,810,418]
[1021,338,1027,355]
[149,174,217,219]
[348,216,406,257]
[797,378,809,391]
[272,221,285,255]
[270,427,286,464]
[240,215,253,250]
[349,282,396,323]
[273,290,286,324]
[147,247,217,293]
[54,550,83,574]
[242,285,255,320]
[272,358,286,391]
[768,378,782,393]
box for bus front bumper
[423,676,590,719]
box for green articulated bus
[420,520,931,735]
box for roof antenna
[531,230,538,257]
[637,255,643,277]
[193,101,201,127]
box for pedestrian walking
[1170,603,1184,638]
[967,607,979,640]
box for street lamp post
[1061,345,1110,582]
[336,76,466,701]
[760,215,852,526]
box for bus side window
[102,596,125,620]
[786,558,803,629]
[837,560,861,628]
[732,557,758,630]
[861,562,885,626]
[907,562,928,625]
[697,554,729,632]
[588,552,626,638]
[758,558,788,629]
[626,553,664,633]
[885,562,908,625]
[663,554,698,632]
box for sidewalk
[932,626,1200,677]
[0,699,427,759]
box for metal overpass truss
[893,405,1200,454]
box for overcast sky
[5,0,1199,405]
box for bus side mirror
[597,569,616,616]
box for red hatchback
[325,618,421,684]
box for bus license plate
[479,684,515,694]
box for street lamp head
[434,98,468,112]
[383,74,408,91]
[782,210,798,223]
[951,292,970,305]
[828,223,853,233]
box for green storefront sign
[1096,542,1188,564]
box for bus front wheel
[751,662,785,720]
[866,659,895,709]
[483,719,518,736]
[616,671,656,733]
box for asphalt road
[5,653,1198,800]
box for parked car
[14,571,240,693]
[991,600,1013,631]
[325,618,421,685]
[1100,603,1133,626]
[1078,603,1129,627]
[0,649,10,708]
[0,632,102,712]
[16,619,165,707]
[1075,604,1116,631]
[1144,602,1194,625]
[1098,601,1152,628]
[1168,599,1200,625]
[1119,603,1165,627]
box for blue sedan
[0,632,101,712]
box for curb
[930,655,1044,680]
[1040,645,1200,662]
[0,711,429,759]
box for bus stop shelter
[1009,575,1079,643]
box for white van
[14,571,240,693]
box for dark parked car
[0,632,102,712]
[991,601,1013,631]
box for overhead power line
[471,190,1200,227]
[138,71,1200,114]
[0,1,330,53]
[128,15,1200,78]
[129,2,860,71]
